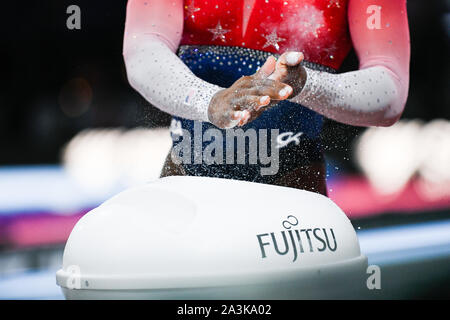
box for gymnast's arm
[122,0,291,128]
[122,0,222,123]
[289,0,410,127]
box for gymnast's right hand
[207,58,293,129]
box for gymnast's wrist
[288,65,309,103]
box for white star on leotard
[208,21,230,42]
[185,1,200,20]
[327,0,341,8]
[262,30,286,51]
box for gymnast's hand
[207,59,293,129]
[236,51,307,125]
[267,51,307,96]
[242,52,307,124]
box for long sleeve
[123,0,222,122]
[291,0,410,127]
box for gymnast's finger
[268,51,304,81]
[246,80,293,99]
[254,55,277,79]
[233,95,271,111]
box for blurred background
[0,0,449,299]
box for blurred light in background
[62,127,171,195]
[417,119,450,184]
[355,119,450,196]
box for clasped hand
[208,51,307,129]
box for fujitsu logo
[256,215,337,262]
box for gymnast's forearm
[123,35,222,122]
[290,66,406,127]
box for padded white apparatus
[56,176,368,299]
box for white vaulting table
[56,176,368,299]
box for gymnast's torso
[167,0,351,192]
[123,0,409,195]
